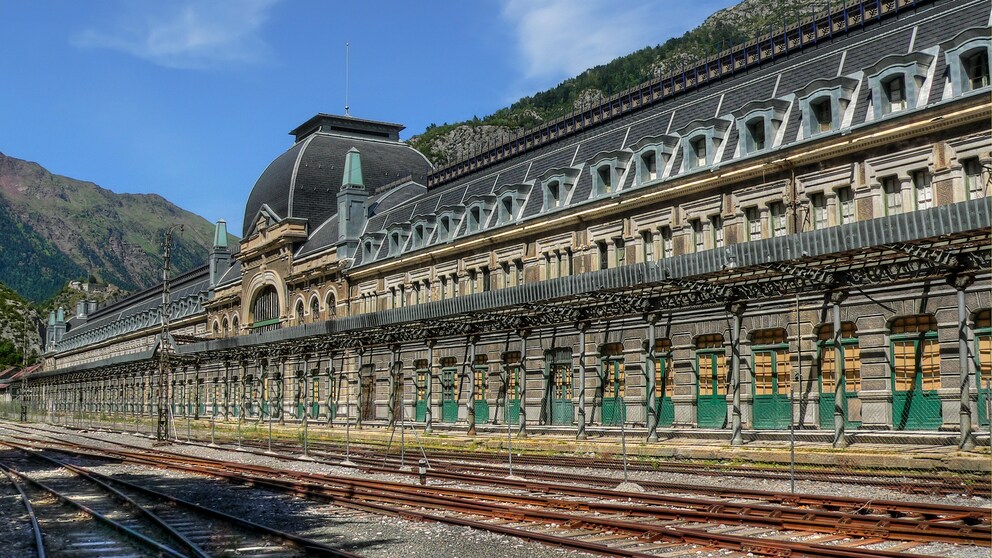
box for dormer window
[640,151,657,182]
[362,241,375,261]
[412,224,425,250]
[468,207,481,233]
[689,137,707,169]
[588,151,631,197]
[540,169,578,211]
[594,164,614,195]
[678,119,731,171]
[498,196,515,224]
[746,118,766,152]
[811,97,833,132]
[438,216,451,241]
[884,76,907,113]
[942,28,991,96]
[798,76,858,138]
[965,50,990,90]
[547,181,562,207]
[631,135,678,185]
[733,99,790,156]
[866,52,932,119]
[389,232,402,256]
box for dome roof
[242,114,433,237]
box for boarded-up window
[696,334,726,396]
[818,322,860,393]
[752,329,789,396]
[891,315,940,391]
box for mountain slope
[0,281,41,366]
[410,0,830,165]
[0,152,224,302]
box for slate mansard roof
[242,114,433,237]
[349,0,990,268]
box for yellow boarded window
[891,315,940,391]
[818,323,860,393]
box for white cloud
[501,0,726,90]
[72,0,280,70]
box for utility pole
[19,311,28,422]
[156,224,183,442]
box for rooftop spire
[213,219,229,249]
[342,147,363,188]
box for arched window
[295,299,305,325]
[222,317,229,334]
[326,292,337,318]
[212,320,220,336]
[310,297,320,322]
[250,286,280,333]
[232,315,239,334]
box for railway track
[18,420,991,498]
[2,425,988,558]
[0,443,361,558]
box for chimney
[209,219,232,288]
[76,300,88,320]
[336,147,370,262]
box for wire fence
[3,373,989,500]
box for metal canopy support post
[831,290,849,449]
[518,330,529,438]
[646,315,658,442]
[577,321,589,441]
[388,345,398,428]
[425,340,434,434]
[355,348,364,430]
[730,302,745,447]
[467,335,478,436]
[954,275,977,451]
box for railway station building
[26,0,992,448]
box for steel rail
[0,464,46,558]
[0,460,187,558]
[33,442,968,557]
[5,425,987,525]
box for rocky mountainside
[0,281,41,366]
[409,0,830,165]
[0,152,225,303]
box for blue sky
[1,0,736,235]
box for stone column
[577,321,590,440]
[952,275,977,451]
[730,302,745,447]
[831,290,849,448]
